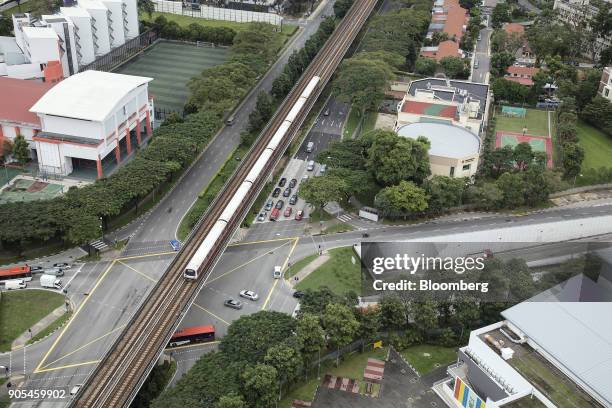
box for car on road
[257,212,266,222]
[289,194,298,205]
[269,208,280,221]
[306,141,314,153]
[307,161,315,171]
[477,33,481,41]
[53,263,70,269]
[295,210,304,221]
[239,290,259,301]
[319,164,327,174]
[275,200,284,210]
[30,266,44,273]
[265,200,274,211]
[284,207,293,217]
[169,240,181,251]
[283,187,292,197]
[224,299,243,309]
[70,384,82,396]
[273,266,282,279]
[289,178,297,188]
[44,268,64,277]
[279,177,287,187]
[474,58,479,68]
[293,291,305,298]
[324,109,330,116]
[272,187,281,198]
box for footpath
[11,305,69,350]
[289,252,330,287]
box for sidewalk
[11,305,68,350]
[289,252,330,287]
[1,246,86,268]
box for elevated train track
[72,0,377,405]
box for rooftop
[507,65,540,76]
[408,78,489,116]
[504,22,526,35]
[397,122,480,158]
[401,100,457,119]
[30,70,153,122]
[21,26,58,40]
[60,6,92,17]
[504,77,534,86]
[0,77,55,126]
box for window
[605,88,610,97]
[462,164,471,171]
[450,166,455,177]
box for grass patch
[400,344,457,375]
[494,107,551,137]
[576,120,612,170]
[285,254,318,279]
[295,247,360,295]
[178,147,247,240]
[362,111,378,135]
[279,347,388,408]
[322,223,355,234]
[27,311,72,345]
[308,208,333,223]
[0,394,9,408]
[0,290,65,352]
[505,396,548,408]
[343,107,361,139]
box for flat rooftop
[408,78,489,117]
[397,122,480,158]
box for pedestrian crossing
[90,240,108,251]
[337,214,352,222]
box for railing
[79,30,159,72]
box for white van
[273,266,282,279]
[40,274,62,289]
[43,268,64,277]
[306,161,315,171]
[306,141,314,153]
[4,279,26,290]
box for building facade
[553,0,611,58]
[599,66,612,101]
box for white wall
[101,0,125,47]
[80,5,112,55]
[3,62,43,79]
[27,36,61,64]
[62,11,96,65]
[122,0,139,39]
[41,115,104,140]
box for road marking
[117,260,158,283]
[262,237,299,310]
[192,303,230,326]
[117,251,176,261]
[228,236,299,247]
[34,360,101,374]
[205,240,293,285]
[165,341,220,352]
[34,260,117,373]
[39,324,127,370]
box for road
[472,26,492,84]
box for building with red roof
[0,76,55,156]
[505,65,540,86]
[421,0,469,61]
[502,22,535,66]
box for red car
[294,210,304,221]
[284,207,293,217]
[269,208,280,221]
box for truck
[40,274,62,289]
[3,279,27,290]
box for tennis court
[0,178,64,204]
[494,106,551,137]
[495,131,553,168]
[114,40,229,112]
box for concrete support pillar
[145,111,152,137]
[96,155,103,179]
[0,125,4,155]
[115,144,121,164]
[14,126,20,136]
[136,120,142,145]
[126,128,132,155]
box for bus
[0,265,32,283]
[168,325,215,347]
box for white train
[184,76,321,280]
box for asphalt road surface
[472,26,492,84]
[295,97,349,160]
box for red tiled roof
[437,40,461,60]
[504,76,534,86]
[504,23,525,35]
[0,77,55,127]
[443,0,468,41]
[401,100,457,119]
[507,65,540,77]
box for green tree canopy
[375,181,429,217]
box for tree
[367,130,430,186]
[439,56,467,79]
[415,57,437,76]
[215,394,246,408]
[138,0,155,18]
[561,142,584,179]
[467,182,503,210]
[495,172,525,207]
[264,342,303,385]
[490,51,515,77]
[27,0,62,17]
[300,288,348,315]
[241,364,279,408]
[247,91,274,133]
[327,168,375,201]
[317,139,369,170]
[356,307,381,343]
[411,300,439,337]
[491,77,529,103]
[0,139,13,164]
[298,175,347,210]
[581,96,612,135]
[512,142,535,170]
[491,3,511,28]
[12,134,30,166]
[66,212,101,246]
[505,258,536,301]
[484,145,514,178]
[322,303,360,365]
[379,295,407,329]
[334,0,354,18]
[296,313,326,356]
[423,176,466,214]
[0,14,12,37]
[375,181,429,217]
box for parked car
[272,187,281,198]
[279,177,287,187]
[239,290,259,301]
[306,141,314,153]
[30,266,44,273]
[289,178,298,188]
[324,109,330,116]
[169,240,180,251]
[283,187,292,197]
[265,200,274,211]
[295,210,304,221]
[53,263,70,269]
[269,208,280,221]
[306,161,315,171]
[70,384,83,396]
[273,266,282,279]
[319,164,327,174]
[293,291,305,299]
[284,207,293,217]
[224,299,243,309]
[289,194,298,205]
[474,59,479,69]
[257,212,266,222]
[275,200,284,210]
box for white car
[239,290,259,301]
[273,266,282,279]
[70,384,82,396]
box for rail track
[72,0,376,405]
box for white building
[29,70,154,178]
[60,6,96,66]
[599,66,612,101]
[41,15,80,77]
[553,0,611,58]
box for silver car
[239,290,259,301]
[224,299,243,309]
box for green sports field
[114,40,229,112]
[576,121,612,169]
[494,106,551,137]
